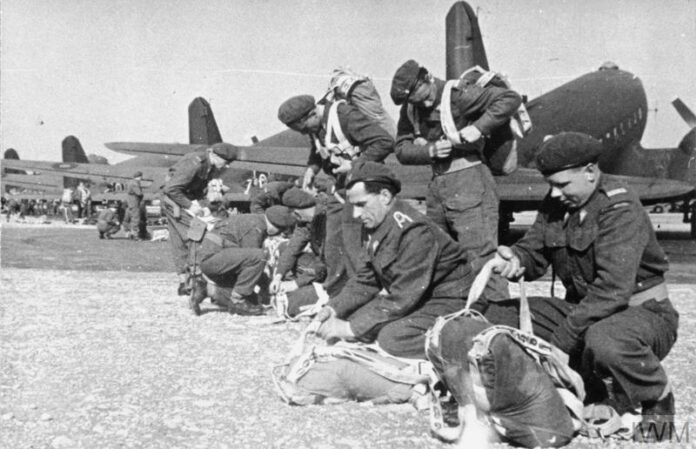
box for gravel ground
[1,224,695,448]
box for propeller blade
[672,98,696,128]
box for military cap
[346,160,401,193]
[278,95,316,126]
[282,187,316,209]
[133,171,143,178]
[390,59,424,105]
[535,132,604,176]
[210,142,238,162]
[265,205,297,229]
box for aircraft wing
[104,142,208,157]
[2,159,163,187]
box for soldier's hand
[313,306,336,323]
[187,200,203,216]
[414,137,428,146]
[317,317,355,342]
[280,280,298,293]
[459,125,482,143]
[332,158,352,174]
[492,245,525,279]
[269,274,283,295]
[302,167,315,190]
[429,140,453,159]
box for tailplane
[189,97,223,145]
[667,99,696,188]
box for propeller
[672,98,696,129]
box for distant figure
[126,171,145,240]
[96,204,120,239]
[76,181,92,219]
[5,197,20,221]
[61,187,74,223]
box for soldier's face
[546,165,597,209]
[289,109,321,134]
[209,153,228,170]
[408,80,436,108]
[347,182,391,229]
[292,206,316,223]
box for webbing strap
[440,80,462,145]
[325,101,360,159]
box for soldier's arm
[275,225,311,278]
[511,205,553,281]
[328,252,381,319]
[305,136,323,174]
[454,85,521,136]
[162,159,200,209]
[551,199,647,353]
[249,192,270,214]
[395,105,432,165]
[345,224,439,338]
[340,104,394,163]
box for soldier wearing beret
[190,205,297,316]
[162,142,238,295]
[249,180,296,214]
[278,94,395,297]
[126,171,146,240]
[313,161,473,359]
[488,132,679,442]
[390,59,523,300]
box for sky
[2,0,695,164]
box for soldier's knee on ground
[286,286,319,318]
[584,322,624,367]
[376,322,425,359]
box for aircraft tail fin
[667,99,696,188]
[189,97,223,145]
[446,1,489,79]
[61,135,89,188]
[3,148,25,181]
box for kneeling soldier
[191,205,296,316]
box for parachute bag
[272,321,432,407]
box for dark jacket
[328,199,471,338]
[395,75,521,166]
[162,151,216,208]
[512,177,669,352]
[199,214,268,259]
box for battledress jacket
[328,199,472,338]
[162,151,216,209]
[199,214,268,259]
[306,101,394,188]
[394,76,521,165]
[511,177,669,353]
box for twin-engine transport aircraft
[104,1,695,235]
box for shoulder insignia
[605,187,627,197]
[393,211,413,229]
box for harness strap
[325,101,360,160]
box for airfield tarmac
[1,216,695,448]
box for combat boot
[633,392,675,442]
[189,277,207,316]
[228,291,265,316]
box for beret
[346,160,401,193]
[390,59,423,105]
[265,205,297,230]
[211,142,239,162]
[278,95,316,125]
[535,132,604,176]
[282,187,316,209]
[133,171,143,178]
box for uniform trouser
[426,315,575,448]
[478,296,679,407]
[127,198,143,235]
[322,199,362,297]
[353,297,468,360]
[200,248,266,296]
[164,208,189,275]
[426,164,508,300]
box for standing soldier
[489,132,679,442]
[126,171,145,240]
[277,93,394,296]
[390,59,523,299]
[162,142,238,296]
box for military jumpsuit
[162,151,219,278]
[485,178,679,408]
[306,101,394,296]
[328,199,473,359]
[394,74,521,299]
[126,177,144,238]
